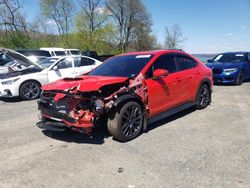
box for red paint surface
[40,50,213,133]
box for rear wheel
[236,71,244,85]
[107,101,143,142]
[196,84,211,109]
[19,81,41,100]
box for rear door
[145,54,183,116]
[48,57,74,82]
[175,55,199,102]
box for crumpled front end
[37,74,149,135]
[37,90,106,134]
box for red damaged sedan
[37,50,213,141]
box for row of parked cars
[0,48,103,100]
[1,47,250,141]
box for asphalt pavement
[0,83,250,188]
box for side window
[56,58,73,69]
[75,57,95,67]
[73,57,81,67]
[145,55,176,79]
[247,53,250,62]
[176,56,197,71]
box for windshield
[89,54,154,77]
[39,57,60,68]
[54,51,66,56]
[212,53,247,63]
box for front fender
[110,94,148,130]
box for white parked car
[40,47,66,57]
[65,49,80,56]
[0,53,103,100]
[1,48,34,74]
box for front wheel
[236,71,244,85]
[19,81,41,100]
[196,84,211,109]
[107,101,144,142]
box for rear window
[54,51,66,56]
[70,50,80,55]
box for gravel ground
[0,83,250,188]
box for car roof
[40,47,65,51]
[121,49,186,56]
[65,49,79,51]
[220,51,249,55]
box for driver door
[48,57,74,83]
[145,54,183,116]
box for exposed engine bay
[37,74,148,135]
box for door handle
[186,75,194,79]
[196,71,201,75]
[175,77,182,82]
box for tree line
[0,0,184,54]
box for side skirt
[148,102,196,125]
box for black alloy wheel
[121,105,143,137]
[196,84,211,109]
[236,71,244,85]
[107,101,144,142]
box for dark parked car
[82,50,113,62]
[206,52,250,85]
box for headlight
[223,68,238,74]
[1,78,20,85]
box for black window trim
[144,53,178,79]
[174,54,198,72]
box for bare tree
[164,24,185,49]
[77,0,108,49]
[0,0,29,36]
[79,0,106,32]
[40,0,75,43]
[106,0,152,52]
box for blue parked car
[206,52,250,85]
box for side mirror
[53,65,58,70]
[207,59,213,63]
[153,69,169,79]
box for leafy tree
[40,0,75,45]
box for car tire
[196,84,211,109]
[107,101,144,142]
[19,81,41,100]
[236,71,244,85]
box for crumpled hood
[206,62,243,69]
[42,76,129,92]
